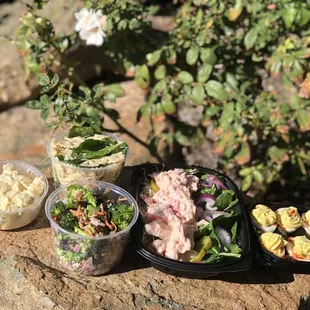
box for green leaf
[154,79,167,91]
[129,18,140,30]
[239,167,252,177]
[252,170,264,183]
[282,7,298,29]
[206,106,220,116]
[25,100,43,110]
[296,110,310,132]
[244,27,258,49]
[50,73,59,88]
[151,103,165,119]
[200,48,217,65]
[225,73,239,92]
[161,98,176,115]
[70,139,127,164]
[175,129,191,146]
[45,121,59,128]
[197,64,213,83]
[72,139,113,156]
[36,73,50,86]
[219,102,234,126]
[68,126,95,138]
[146,50,162,67]
[231,222,238,242]
[137,102,151,121]
[154,65,166,80]
[40,85,51,94]
[178,71,194,84]
[214,190,235,210]
[296,8,310,27]
[186,47,199,66]
[235,143,251,165]
[107,84,125,97]
[40,94,51,106]
[268,146,289,163]
[165,48,177,64]
[242,175,252,191]
[192,85,205,105]
[135,65,150,90]
[92,83,104,98]
[196,30,206,46]
[117,20,127,30]
[205,80,229,101]
[40,107,50,120]
[229,243,242,254]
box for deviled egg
[276,206,302,233]
[302,210,310,238]
[259,232,287,258]
[286,236,310,262]
[250,204,277,232]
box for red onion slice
[197,194,216,210]
[215,226,231,248]
[203,210,227,221]
[201,174,228,190]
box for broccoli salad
[50,185,135,275]
[49,129,128,186]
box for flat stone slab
[1,167,310,310]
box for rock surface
[0,167,310,310]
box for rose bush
[135,0,310,193]
[17,0,310,194]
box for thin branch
[110,118,163,162]
[0,34,13,42]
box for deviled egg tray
[248,201,310,268]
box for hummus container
[45,181,139,276]
[47,132,129,187]
[0,160,48,230]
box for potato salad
[0,164,44,210]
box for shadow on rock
[107,245,150,275]
[215,265,294,284]
[298,296,310,310]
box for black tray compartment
[129,163,252,278]
[248,201,310,270]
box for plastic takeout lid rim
[45,180,139,240]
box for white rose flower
[74,8,107,46]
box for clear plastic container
[45,181,139,276]
[47,132,129,187]
[0,160,49,230]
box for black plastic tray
[129,163,252,278]
[248,201,310,269]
